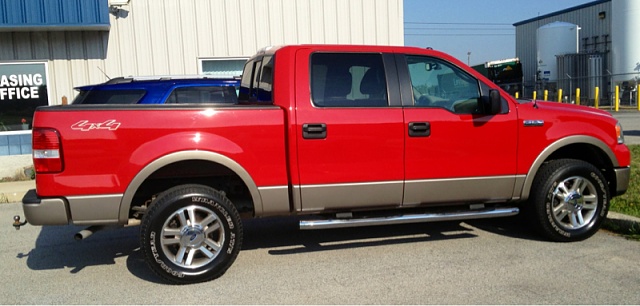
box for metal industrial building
[514,0,640,104]
[0,0,404,176]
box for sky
[403,0,596,66]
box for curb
[0,180,35,203]
[605,211,640,234]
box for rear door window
[72,89,146,104]
[310,53,388,107]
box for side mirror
[478,89,502,115]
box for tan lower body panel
[296,181,404,212]
[258,185,290,216]
[292,176,521,213]
[403,176,517,206]
[67,194,123,225]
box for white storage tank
[536,22,579,81]
[611,0,640,83]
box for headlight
[616,122,625,144]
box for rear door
[294,50,405,212]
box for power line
[405,21,512,26]
[405,27,514,31]
[404,20,514,37]
[405,33,515,37]
[404,21,514,37]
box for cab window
[311,53,388,107]
[238,56,274,104]
[406,56,481,114]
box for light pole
[467,52,471,66]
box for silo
[536,22,579,82]
[611,0,640,83]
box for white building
[0,0,404,176]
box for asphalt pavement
[1,201,640,304]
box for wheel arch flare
[118,150,263,224]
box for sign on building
[0,62,49,131]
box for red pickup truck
[18,45,630,284]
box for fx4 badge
[71,120,121,131]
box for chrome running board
[299,207,519,230]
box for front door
[400,55,519,205]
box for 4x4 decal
[71,120,121,131]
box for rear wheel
[140,184,242,284]
[528,159,609,242]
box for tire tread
[527,159,608,242]
[140,184,243,285]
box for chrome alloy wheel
[160,205,225,269]
[551,175,598,231]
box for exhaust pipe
[73,219,140,241]
[74,225,105,241]
[125,219,141,227]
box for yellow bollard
[533,91,537,100]
[595,87,600,109]
[576,88,580,105]
[515,92,519,99]
[558,89,563,103]
[544,90,548,101]
[615,85,620,112]
[637,85,640,111]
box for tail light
[32,128,63,173]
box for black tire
[140,184,242,284]
[528,159,610,242]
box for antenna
[97,66,111,80]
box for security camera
[109,0,130,6]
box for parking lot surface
[2,202,640,304]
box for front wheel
[528,159,610,242]
[140,184,242,284]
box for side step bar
[299,207,519,230]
